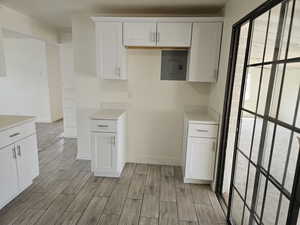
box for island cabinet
[0,117,39,209]
[90,109,127,177]
[182,111,219,183]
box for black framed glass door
[217,0,300,224]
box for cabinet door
[188,22,222,82]
[16,135,38,192]
[0,145,19,209]
[186,137,216,180]
[157,23,192,47]
[124,22,157,47]
[91,132,116,174]
[96,22,127,80]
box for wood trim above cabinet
[91,17,224,23]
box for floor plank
[12,209,45,225]
[139,217,158,225]
[159,201,179,225]
[76,197,107,225]
[95,178,117,197]
[54,211,82,225]
[35,194,75,225]
[67,177,101,212]
[160,175,176,202]
[141,194,159,218]
[97,213,120,225]
[118,199,142,225]
[127,173,146,199]
[104,183,129,215]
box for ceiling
[0,0,226,31]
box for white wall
[208,0,265,190]
[72,15,212,164]
[46,43,63,121]
[60,41,77,138]
[0,37,52,122]
[0,5,57,43]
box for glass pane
[262,182,281,225]
[251,117,264,164]
[243,208,250,225]
[257,65,271,115]
[255,174,267,219]
[231,190,244,225]
[270,64,285,118]
[243,67,262,112]
[278,195,290,225]
[285,132,300,192]
[249,12,269,64]
[270,126,292,184]
[288,0,300,59]
[222,22,250,206]
[279,0,294,59]
[278,63,300,125]
[264,4,282,62]
[246,163,257,207]
[261,122,275,170]
[234,151,249,198]
[238,112,255,157]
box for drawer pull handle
[9,132,20,138]
[98,125,109,128]
[196,129,208,132]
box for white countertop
[90,109,126,120]
[0,115,35,132]
[184,110,218,125]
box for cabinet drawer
[0,121,36,149]
[90,120,117,132]
[188,124,218,138]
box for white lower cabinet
[0,145,19,209]
[0,119,39,209]
[90,110,127,177]
[182,112,218,183]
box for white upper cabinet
[123,22,157,47]
[187,22,222,82]
[156,23,192,47]
[95,22,127,80]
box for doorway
[217,0,300,224]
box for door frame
[215,0,300,224]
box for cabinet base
[184,177,212,184]
[93,170,122,177]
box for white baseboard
[128,155,181,166]
[184,177,212,184]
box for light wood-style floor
[0,125,227,225]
